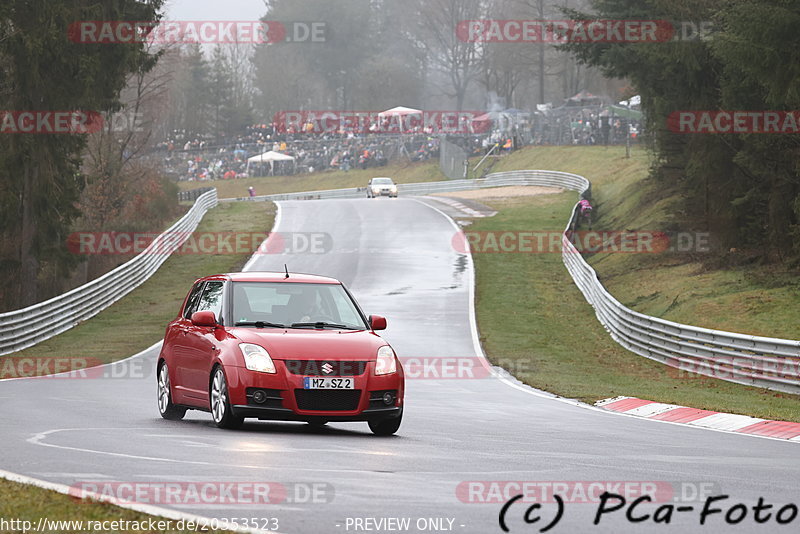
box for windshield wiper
[235,321,285,328]
[290,322,360,330]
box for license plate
[303,377,354,389]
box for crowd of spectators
[531,107,642,146]
[151,104,641,182]
[152,125,441,182]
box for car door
[179,280,225,401]
[169,281,205,404]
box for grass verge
[471,191,800,421]
[488,145,800,339]
[177,158,445,199]
[0,478,231,533]
[4,201,275,373]
[466,145,800,422]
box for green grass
[4,201,275,374]
[0,478,234,533]
[468,145,800,422]
[481,145,800,339]
[177,158,445,199]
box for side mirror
[191,311,217,327]
[369,315,387,331]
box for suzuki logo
[321,362,334,375]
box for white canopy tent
[246,151,296,176]
[375,106,423,133]
[377,106,422,117]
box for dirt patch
[431,185,563,200]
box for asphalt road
[1,197,799,534]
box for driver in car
[287,290,322,324]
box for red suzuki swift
[157,272,404,435]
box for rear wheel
[157,362,186,421]
[210,367,243,429]
[368,414,402,436]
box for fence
[178,186,215,203]
[499,169,800,395]
[0,189,218,356]
[439,136,469,179]
[221,170,590,203]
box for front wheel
[157,362,186,421]
[368,414,402,436]
[210,367,244,429]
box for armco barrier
[226,170,800,394]
[220,169,591,203]
[0,189,218,356]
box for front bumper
[225,360,404,422]
[231,405,402,422]
[372,189,397,197]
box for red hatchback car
[157,272,404,435]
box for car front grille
[294,389,362,411]
[283,360,368,376]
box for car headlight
[375,345,397,375]
[390,185,397,192]
[372,186,380,192]
[239,343,276,374]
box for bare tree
[413,0,488,110]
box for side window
[195,281,225,321]
[183,282,205,319]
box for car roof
[371,177,393,181]
[200,272,341,284]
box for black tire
[210,366,244,429]
[368,414,402,436]
[157,362,186,421]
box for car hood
[230,328,388,360]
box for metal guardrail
[178,186,215,202]
[528,170,800,395]
[225,170,800,394]
[0,189,218,356]
[220,170,591,203]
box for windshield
[232,282,367,330]
[372,178,393,185]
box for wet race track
[2,198,799,534]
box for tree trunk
[19,162,39,306]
